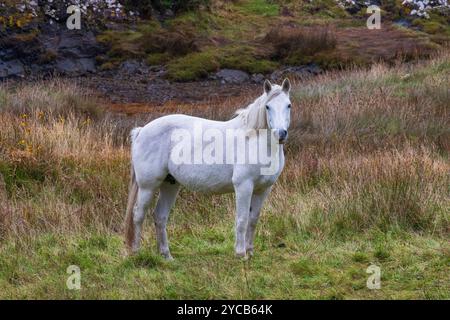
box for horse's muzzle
[277,129,288,144]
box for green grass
[233,0,280,17]
[218,45,279,74]
[166,46,279,81]
[166,50,221,81]
[1,231,448,299]
[301,0,348,20]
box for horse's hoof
[246,249,254,258]
[130,243,141,254]
[129,247,139,255]
[162,253,174,261]
[235,251,247,260]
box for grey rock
[216,69,250,84]
[0,21,103,78]
[271,64,322,81]
[395,19,412,28]
[120,60,149,75]
[251,73,265,84]
[61,47,85,59]
[0,59,25,78]
[56,59,79,74]
[345,3,363,14]
[57,30,100,58]
[55,58,96,75]
[0,49,16,61]
[164,9,175,19]
[79,58,96,73]
[344,0,381,14]
[58,33,82,49]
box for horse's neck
[225,115,246,129]
[225,96,266,130]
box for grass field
[0,52,449,299]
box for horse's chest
[257,152,284,188]
[254,173,279,190]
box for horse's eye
[287,104,292,109]
[265,105,270,110]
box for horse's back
[144,114,228,132]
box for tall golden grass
[0,52,448,243]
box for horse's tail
[124,127,142,252]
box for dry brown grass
[333,25,438,66]
[141,28,202,56]
[264,24,337,61]
[0,81,127,240]
[263,23,438,68]
[0,110,128,240]
[0,79,103,118]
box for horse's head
[264,78,292,144]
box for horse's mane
[234,85,283,130]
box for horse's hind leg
[132,187,156,252]
[153,181,180,260]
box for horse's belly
[169,163,234,194]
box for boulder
[0,48,16,61]
[0,59,25,78]
[394,19,412,28]
[271,64,322,81]
[251,73,265,84]
[55,58,79,74]
[216,69,250,84]
[0,21,103,78]
[120,60,147,74]
[79,58,96,73]
[55,57,96,75]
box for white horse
[124,79,292,259]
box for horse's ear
[282,78,291,93]
[264,80,272,94]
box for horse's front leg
[234,181,254,258]
[246,188,271,257]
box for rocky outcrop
[0,21,104,79]
[44,27,101,75]
[0,60,25,78]
[214,69,250,84]
[0,8,320,82]
[270,64,322,81]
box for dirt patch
[84,72,261,112]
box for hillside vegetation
[0,52,448,299]
[96,0,450,80]
[1,0,449,80]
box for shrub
[265,24,337,63]
[146,52,171,65]
[140,28,200,56]
[217,46,279,74]
[166,50,220,81]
